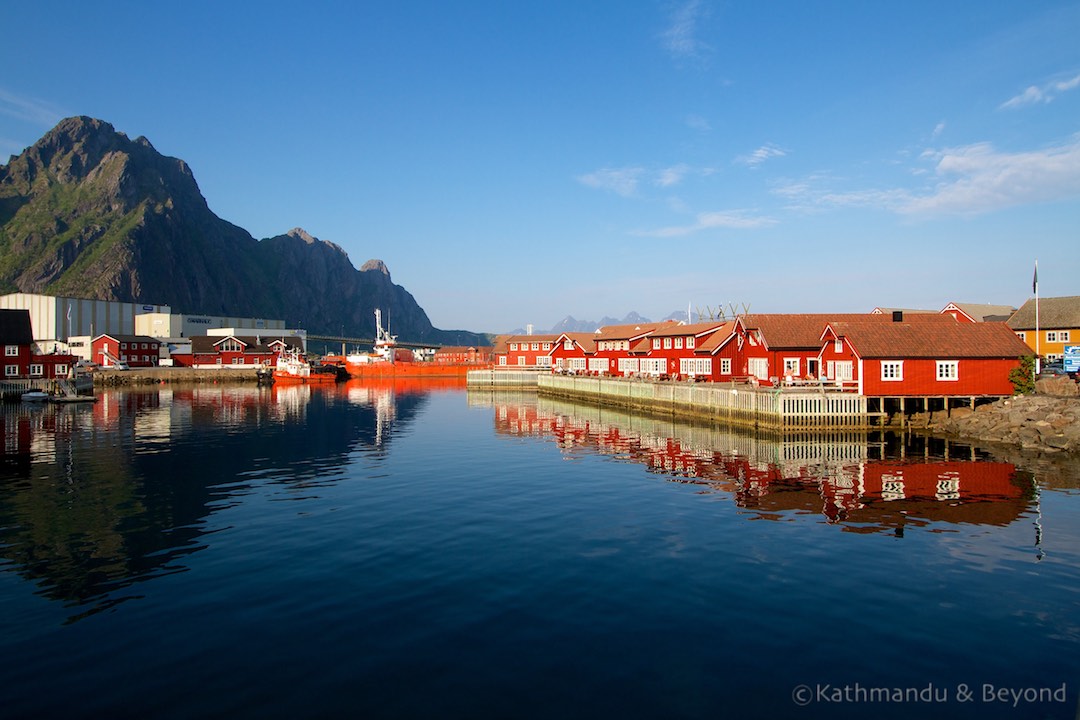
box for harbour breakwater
[92,367,267,385]
[926,394,1080,454]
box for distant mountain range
[0,116,485,345]
[509,310,690,335]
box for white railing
[537,375,869,429]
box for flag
[1033,261,1038,295]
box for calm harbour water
[1,380,1078,720]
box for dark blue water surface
[1,382,1078,719]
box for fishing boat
[323,309,489,378]
[273,348,339,385]
[21,390,50,403]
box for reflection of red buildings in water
[491,400,1031,532]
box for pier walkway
[467,370,871,430]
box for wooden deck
[535,375,870,430]
[0,376,95,402]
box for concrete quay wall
[92,367,267,386]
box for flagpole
[1034,259,1040,376]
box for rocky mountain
[513,310,697,335]
[0,116,484,345]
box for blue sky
[2,1,1078,334]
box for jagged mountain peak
[287,227,318,244]
[0,117,486,345]
[360,259,390,277]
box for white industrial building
[0,292,170,354]
[135,312,286,339]
[2,292,298,355]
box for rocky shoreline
[924,377,1080,455]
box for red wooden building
[742,312,960,386]
[493,334,559,369]
[433,346,494,364]
[1,309,75,380]
[642,320,746,380]
[171,336,299,368]
[92,334,162,368]
[549,332,599,373]
[818,319,1031,396]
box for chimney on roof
[892,311,903,323]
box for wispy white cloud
[774,135,1080,216]
[0,87,65,126]
[577,166,645,197]
[636,210,777,237]
[580,164,712,195]
[661,0,709,60]
[901,136,1080,214]
[656,164,691,187]
[685,114,711,132]
[931,121,946,139]
[736,143,787,168]
[1000,72,1080,109]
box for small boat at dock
[273,349,340,385]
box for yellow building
[1007,296,1080,361]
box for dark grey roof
[0,309,34,345]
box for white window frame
[679,357,712,375]
[5,365,19,377]
[748,358,769,380]
[936,361,958,381]
[674,337,683,349]
[536,355,552,367]
[640,358,665,376]
[686,336,695,349]
[663,337,672,349]
[564,340,574,350]
[4,345,18,357]
[652,338,661,349]
[1016,331,1026,341]
[55,364,68,375]
[569,358,587,371]
[510,343,518,351]
[720,358,732,375]
[783,358,800,376]
[833,338,843,353]
[29,364,43,377]
[1046,331,1069,343]
[499,356,507,366]
[618,357,639,373]
[834,361,853,382]
[588,358,606,372]
[881,361,903,381]
[542,342,551,350]
[518,356,526,366]
[531,342,539,351]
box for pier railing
[536,374,869,430]
[466,369,542,387]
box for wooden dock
[534,374,871,430]
[0,376,95,402]
[466,369,544,387]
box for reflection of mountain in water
[476,392,1036,534]
[0,382,428,621]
